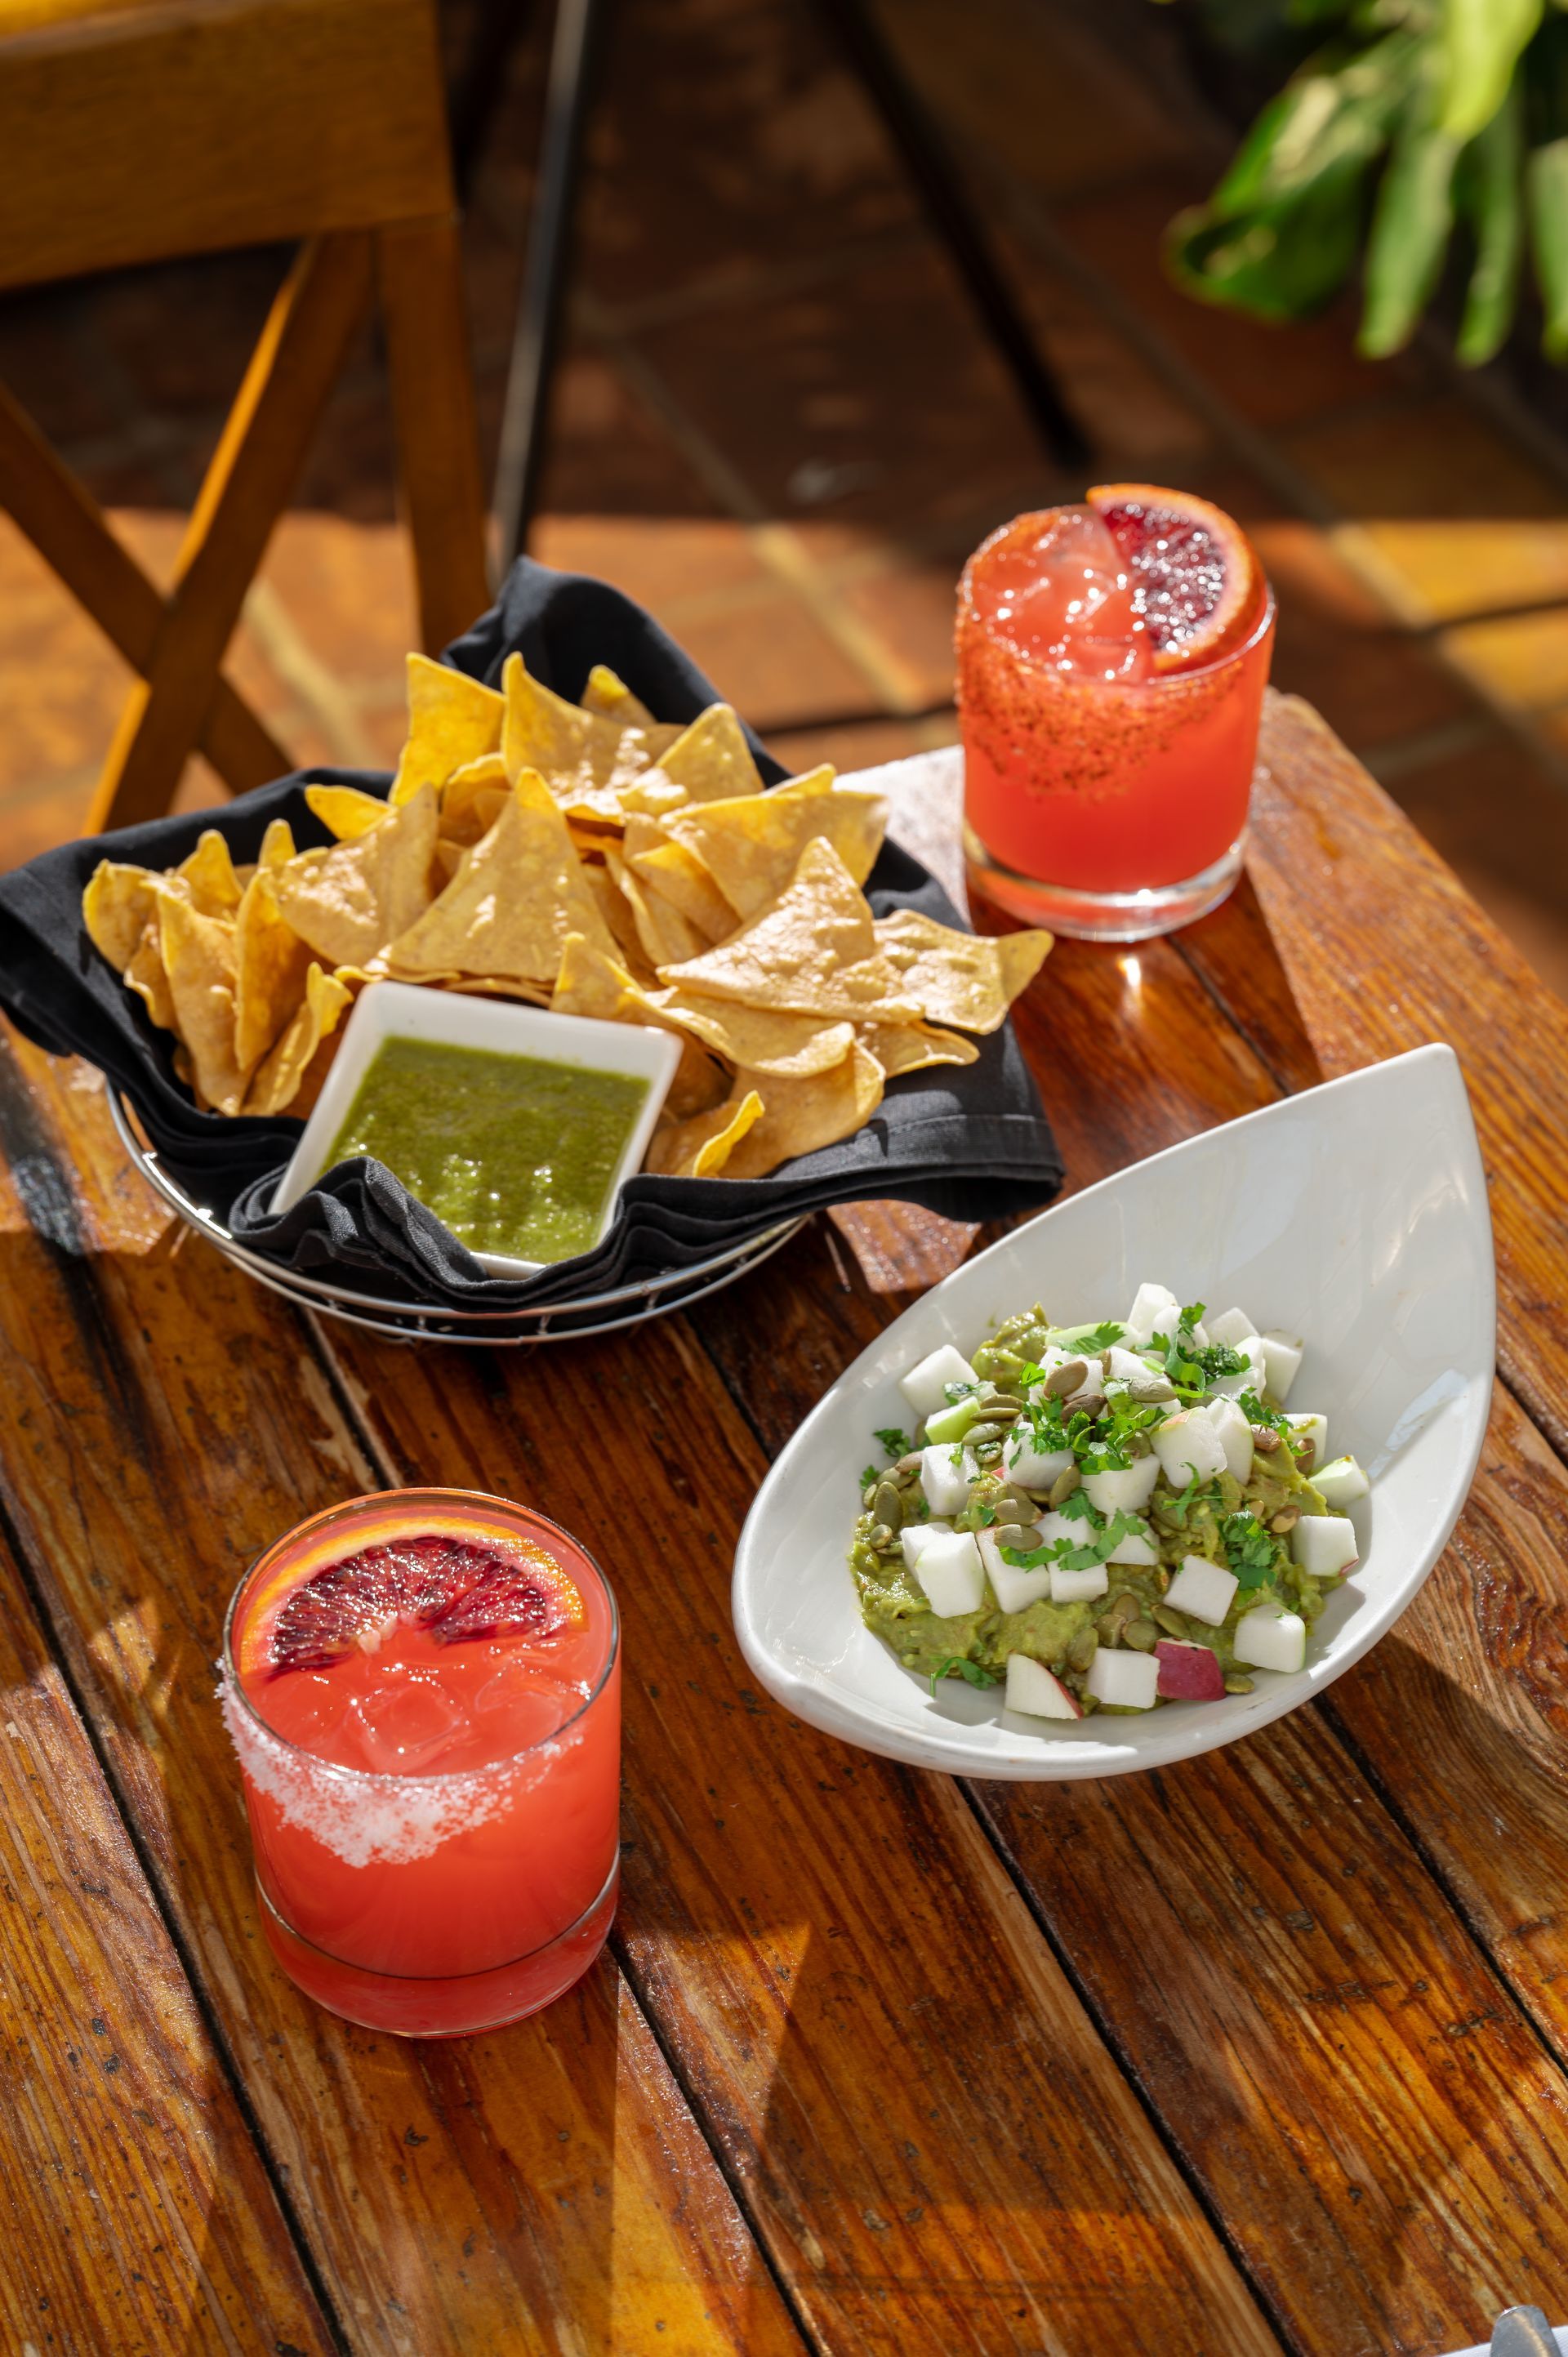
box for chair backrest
[0,0,456,292]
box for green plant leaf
[1455,82,1526,363]
[1528,135,1568,355]
[1359,85,1463,356]
[1441,0,1543,142]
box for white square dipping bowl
[732,1045,1494,1780]
[271,979,682,1277]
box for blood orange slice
[267,1532,582,1675]
[1087,483,1263,673]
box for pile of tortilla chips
[82,653,1052,1182]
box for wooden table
[3,691,1567,2357]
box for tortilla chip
[176,830,243,918]
[728,1043,883,1179]
[662,991,853,1078]
[667,782,886,919]
[626,837,737,942]
[305,784,389,842]
[234,869,314,1071]
[550,934,725,1116]
[646,1089,765,1178]
[388,771,616,986]
[501,653,666,819]
[84,859,162,973]
[390,654,504,804]
[608,849,708,969]
[125,913,178,1031]
[583,862,657,983]
[618,775,689,820]
[859,1021,979,1077]
[654,703,761,804]
[245,962,354,1117]
[157,891,249,1112]
[274,785,439,969]
[773,764,837,798]
[873,909,1052,1034]
[581,664,656,727]
[260,818,296,868]
[659,839,918,1021]
[443,753,511,846]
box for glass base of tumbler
[963,823,1245,943]
[255,1852,619,2038]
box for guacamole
[328,1036,647,1264]
[851,1287,1367,1722]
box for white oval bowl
[732,1045,1494,1780]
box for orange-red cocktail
[958,484,1275,940]
[221,1489,619,2036]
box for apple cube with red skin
[1155,1639,1226,1702]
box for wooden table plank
[321,1304,1284,2357]
[1185,692,1568,1458]
[681,765,1568,2352]
[0,1036,807,2357]
[0,1532,333,2354]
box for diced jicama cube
[1233,1604,1307,1673]
[1004,1654,1083,1719]
[1155,1639,1226,1701]
[900,1520,951,1575]
[1049,1558,1111,1604]
[1152,1408,1227,1489]
[1260,1330,1303,1403]
[1002,1428,1073,1492]
[1125,1281,1181,1348]
[1105,1517,1158,1566]
[1290,1514,1358,1577]
[913,1530,986,1617]
[1086,1648,1160,1709]
[1082,1455,1160,1516]
[1205,1305,1257,1351]
[1205,1394,1254,1481]
[1285,1410,1328,1464]
[1023,1346,1096,1404]
[978,1529,1052,1613]
[1313,1454,1370,1510]
[925,1392,983,1445]
[1165,1552,1239,1627]
[1205,1333,1267,1399]
[920,1444,977,1519]
[1104,1345,1152,1388]
[899,1343,977,1421]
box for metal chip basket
[109,1092,807,1344]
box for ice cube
[349,1671,468,1774]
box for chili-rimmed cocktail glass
[220,1487,620,2038]
[957,498,1276,942]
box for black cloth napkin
[0,559,1062,1308]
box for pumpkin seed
[1075,1392,1107,1422]
[1124,1618,1159,1653]
[1294,1437,1317,1472]
[862,1482,878,1509]
[1269,1504,1300,1534]
[1067,1626,1098,1672]
[1251,1426,1280,1454]
[868,1523,894,1551]
[1223,1674,1255,1695]
[1044,1359,1086,1398]
[1129,1375,1178,1403]
[1048,1464,1080,1508]
[1153,1603,1189,1637]
[874,1481,904,1531]
[991,1485,1038,1520]
[992,1522,1035,1552]
[965,1421,1004,1449]
[895,1452,924,1477]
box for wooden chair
[0,0,492,832]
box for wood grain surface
[0,698,1566,2357]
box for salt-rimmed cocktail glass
[220,1488,620,2038]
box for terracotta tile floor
[2,0,1567,999]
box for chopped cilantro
[1081,1321,1124,1350]
[942,1379,979,1405]
[1162,1468,1217,1528]
[1195,1341,1245,1383]
[875,1426,911,1459]
[1222,1510,1277,1591]
[858,1464,882,1494]
[1239,1388,1289,1434]
[929,1656,999,1695]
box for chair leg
[0,383,289,797]
[89,232,374,835]
[811,0,1089,472]
[378,215,492,651]
[491,0,609,563]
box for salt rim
[217,1668,595,1868]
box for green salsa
[329,1036,647,1264]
